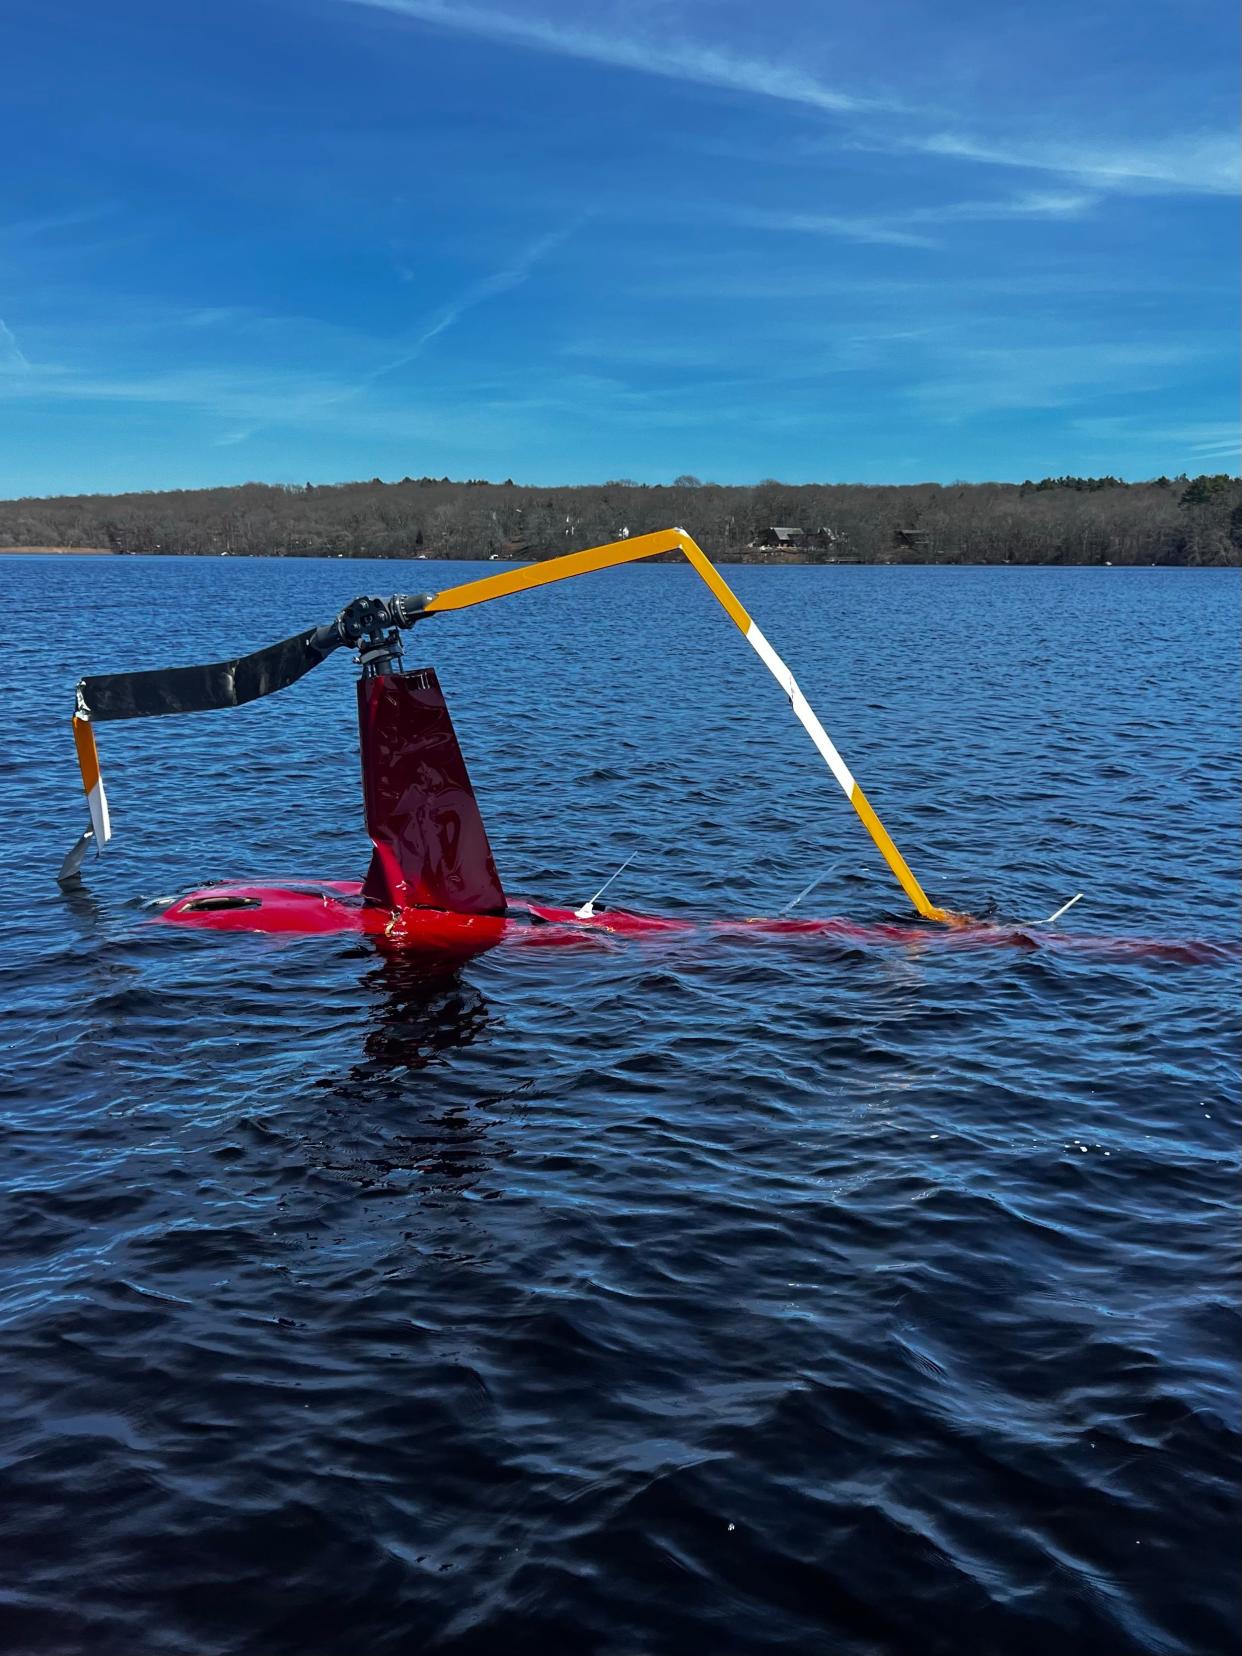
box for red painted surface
[357,668,505,916]
[158,880,506,956]
[153,882,1231,964]
[161,881,373,935]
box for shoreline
[1,547,1232,569]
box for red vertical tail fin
[357,668,506,916]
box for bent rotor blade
[676,541,958,925]
[60,712,112,886]
[424,529,959,925]
[64,621,342,882]
[72,712,111,843]
[78,626,336,722]
[57,827,95,887]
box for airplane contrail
[212,220,579,445]
[362,222,577,386]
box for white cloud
[340,1,1238,202]
[0,204,115,241]
[183,306,248,329]
[728,207,936,248]
[907,342,1208,419]
[0,318,29,370]
[908,190,1095,222]
[727,188,1094,248]
[0,220,577,448]
[906,131,1239,197]
[1072,416,1240,467]
[341,0,891,114]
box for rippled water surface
[1,555,1238,1655]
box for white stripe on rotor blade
[744,624,856,799]
[87,780,112,846]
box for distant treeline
[2,473,1239,565]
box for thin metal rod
[780,863,839,915]
[574,851,638,919]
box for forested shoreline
[1,473,1239,565]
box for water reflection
[54,879,108,939]
[351,947,493,1092]
[310,947,504,1198]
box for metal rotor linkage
[318,593,433,677]
[331,597,401,677]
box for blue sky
[1,0,1237,494]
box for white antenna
[575,852,638,919]
[780,862,839,916]
[1036,892,1084,926]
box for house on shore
[810,525,848,552]
[754,525,854,560]
[894,527,934,555]
[757,526,807,550]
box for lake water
[0,554,1238,1655]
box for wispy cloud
[911,131,1240,197]
[728,208,936,248]
[727,188,1094,248]
[0,222,576,448]
[0,355,520,449]
[908,190,1095,222]
[0,204,116,241]
[907,341,1208,419]
[341,1,1238,202]
[1072,416,1240,467]
[557,336,738,371]
[1184,435,1240,464]
[183,306,248,329]
[624,259,1226,304]
[341,0,893,114]
[0,318,29,370]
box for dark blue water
[1,555,1238,1656]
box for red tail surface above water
[356,668,506,917]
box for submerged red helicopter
[60,527,1209,964]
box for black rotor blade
[79,625,339,722]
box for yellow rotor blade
[425,528,960,925]
[422,528,685,614]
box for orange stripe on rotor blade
[72,714,100,794]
